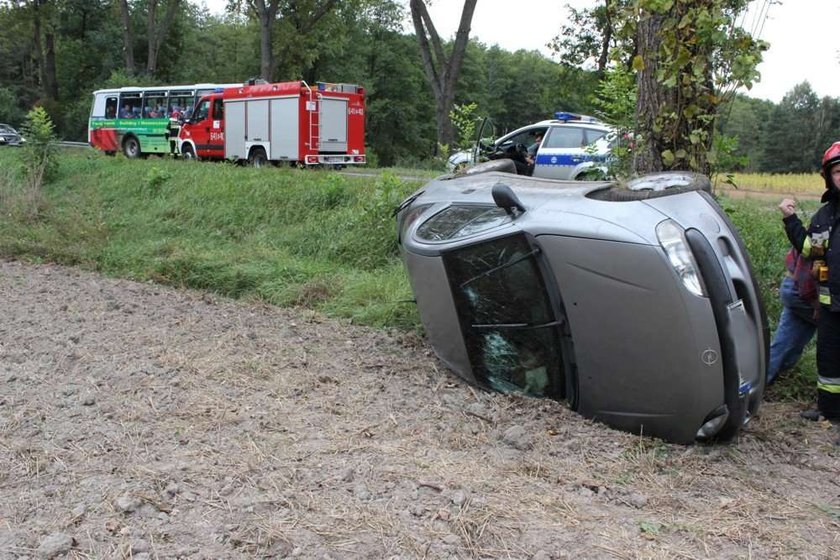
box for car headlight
[656,219,707,297]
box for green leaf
[661,150,675,165]
[632,55,645,72]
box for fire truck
[177,80,366,167]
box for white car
[448,112,615,180]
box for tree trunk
[597,0,612,73]
[634,11,665,174]
[635,3,716,176]
[409,0,478,152]
[146,0,180,76]
[119,0,135,75]
[43,27,58,100]
[31,2,44,91]
[249,0,279,81]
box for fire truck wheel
[249,147,268,168]
[181,144,197,160]
[122,136,141,159]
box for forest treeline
[1,0,838,171]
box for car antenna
[492,182,526,217]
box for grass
[0,148,821,399]
[0,148,423,329]
[718,172,825,196]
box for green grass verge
[0,148,820,400]
[0,148,421,329]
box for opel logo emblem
[701,348,718,366]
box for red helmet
[821,141,840,176]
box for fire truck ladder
[302,81,319,154]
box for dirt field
[1,259,838,560]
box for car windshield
[0,125,13,133]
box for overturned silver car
[396,161,768,444]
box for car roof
[498,119,613,141]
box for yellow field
[713,172,824,195]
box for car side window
[441,233,566,398]
[499,129,540,149]
[194,99,210,122]
[585,129,607,145]
[544,127,585,149]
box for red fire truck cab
[177,81,366,167]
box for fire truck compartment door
[225,101,247,159]
[270,97,298,160]
[247,100,270,143]
[319,97,348,152]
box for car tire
[587,172,711,201]
[122,136,141,159]
[249,147,268,168]
[181,144,197,161]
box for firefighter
[779,141,840,425]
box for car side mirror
[492,183,526,217]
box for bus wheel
[122,136,141,158]
[249,147,268,168]
[181,144,197,160]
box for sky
[202,0,840,103]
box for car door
[533,126,586,180]
[188,97,225,159]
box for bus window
[119,93,142,119]
[105,97,118,119]
[212,98,224,120]
[91,93,119,119]
[169,90,194,120]
[143,91,168,119]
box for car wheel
[122,136,141,158]
[586,172,711,201]
[181,144,197,161]
[249,147,268,168]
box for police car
[447,112,615,180]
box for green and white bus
[88,83,239,157]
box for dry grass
[715,172,824,196]
[1,261,839,559]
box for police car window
[585,130,607,144]
[544,127,584,149]
[416,205,510,241]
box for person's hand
[779,198,797,218]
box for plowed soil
[1,260,838,560]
